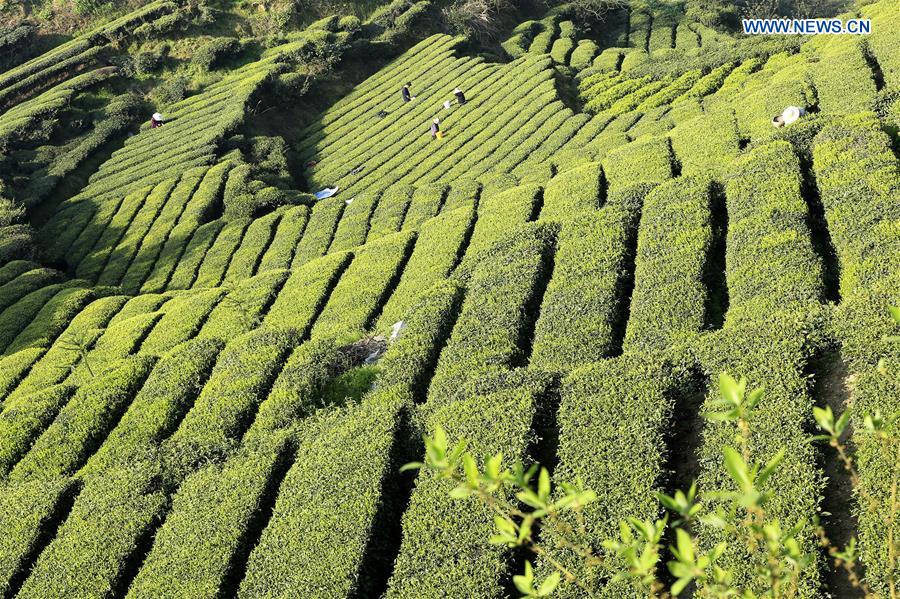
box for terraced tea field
[0,0,897,596]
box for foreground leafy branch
[405,366,897,597]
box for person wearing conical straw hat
[430,117,443,140]
[151,112,164,129]
[454,87,466,105]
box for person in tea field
[454,87,466,105]
[772,106,806,128]
[150,112,164,128]
[430,117,442,140]
[402,82,415,102]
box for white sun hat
[782,106,803,125]
[152,113,163,121]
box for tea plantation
[0,0,897,596]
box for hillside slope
[0,0,898,596]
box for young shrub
[550,37,575,64]
[377,205,474,331]
[312,230,416,342]
[530,184,647,373]
[9,356,155,484]
[292,197,345,267]
[16,465,167,599]
[257,205,310,271]
[386,380,549,597]
[161,328,296,480]
[192,37,241,71]
[602,135,674,188]
[539,161,603,220]
[624,177,713,353]
[198,269,288,340]
[222,164,258,219]
[428,222,556,406]
[128,437,291,599]
[0,477,74,597]
[459,183,541,271]
[593,48,623,72]
[264,251,352,334]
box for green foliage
[0,348,45,404]
[141,288,225,354]
[0,384,75,477]
[240,396,404,597]
[80,337,224,479]
[257,205,310,271]
[624,177,713,352]
[387,381,549,597]
[429,222,555,405]
[569,40,599,71]
[0,477,74,596]
[669,109,740,178]
[377,205,473,331]
[5,295,126,401]
[161,328,295,481]
[8,356,155,483]
[5,287,95,354]
[531,185,646,372]
[265,251,351,334]
[312,230,415,341]
[724,140,823,323]
[16,465,166,598]
[192,37,241,71]
[602,135,673,188]
[813,116,900,595]
[138,162,232,293]
[460,184,541,270]
[223,209,284,283]
[128,438,290,599]
[292,197,345,267]
[540,162,602,220]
